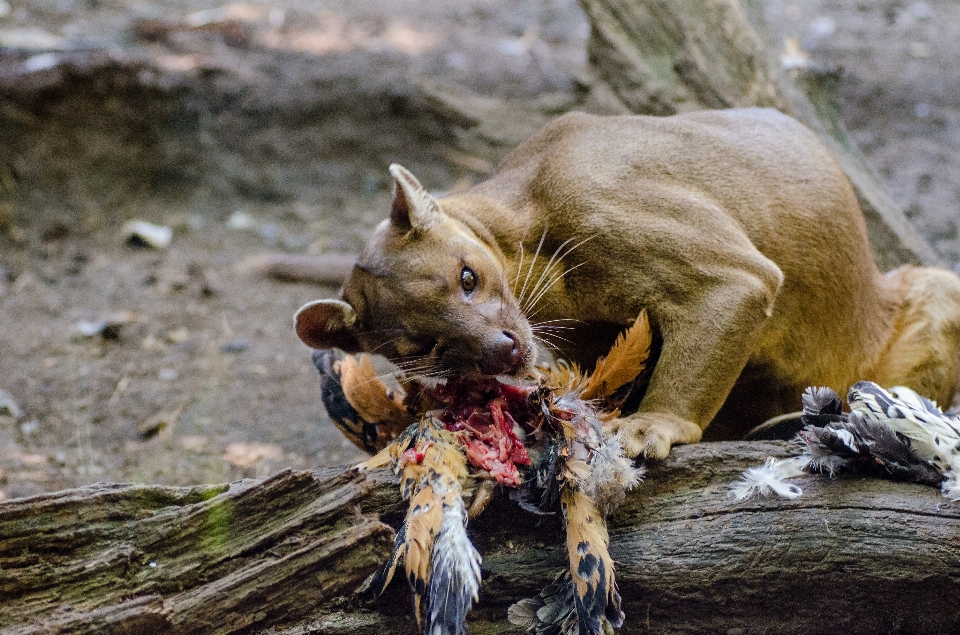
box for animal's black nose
[479,331,524,376]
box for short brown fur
[296,108,960,458]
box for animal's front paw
[605,412,703,459]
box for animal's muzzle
[479,330,527,376]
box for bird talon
[467,479,497,518]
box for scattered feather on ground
[731,382,960,502]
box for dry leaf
[222,442,284,468]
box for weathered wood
[3,442,959,634]
[0,470,395,635]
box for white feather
[832,428,858,452]
[583,433,645,514]
[427,493,482,635]
[941,472,960,501]
[849,381,960,499]
[729,457,807,502]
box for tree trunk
[3,441,959,635]
[425,0,940,271]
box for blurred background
[1,0,957,499]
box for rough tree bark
[3,441,959,635]
[425,0,940,270]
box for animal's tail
[868,265,960,410]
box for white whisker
[531,318,583,327]
[534,331,576,347]
[515,227,548,308]
[520,234,597,316]
[513,242,525,296]
[521,237,574,314]
[525,261,589,320]
[531,325,576,334]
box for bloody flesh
[424,378,537,487]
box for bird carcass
[309,313,652,635]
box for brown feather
[355,434,411,471]
[340,353,413,435]
[580,310,651,401]
[562,488,618,635]
[424,427,472,482]
[405,482,445,623]
[540,360,589,396]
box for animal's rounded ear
[389,163,441,232]
[294,299,362,352]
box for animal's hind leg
[867,265,960,409]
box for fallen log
[3,441,959,634]
[0,470,395,635]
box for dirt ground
[1,0,958,500]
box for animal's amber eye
[461,267,477,294]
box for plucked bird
[310,313,652,635]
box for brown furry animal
[295,108,960,459]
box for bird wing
[340,353,413,436]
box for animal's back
[473,108,905,420]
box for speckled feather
[562,488,622,635]
[359,418,479,633]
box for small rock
[268,8,285,28]
[74,311,138,340]
[227,210,256,230]
[0,27,65,51]
[0,1,11,19]
[22,52,59,73]
[496,38,528,56]
[123,220,172,249]
[0,389,21,418]
[219,340,249,354]
[165,327,191,344]
[76,320,110,337]
[810,16,836,38]
[185,4,262,27]
[258,224,280,247]
[909,2,932,20]
[158,368,178,381]
[908,42,932,59]
[19,419,39,435]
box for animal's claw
[605,413,702,460]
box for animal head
[295,164,534,379]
